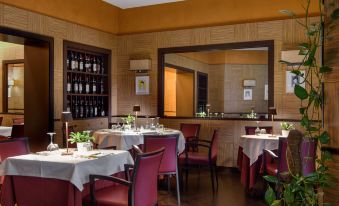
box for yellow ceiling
[0,0,319,35]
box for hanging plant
[264,0,339,205]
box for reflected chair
[143,134,181,205]
[85,148,165,206]
[181,129,219,192]
[0,117,3,126]
[12,117,24,125]
[0,137,30,190]
[10,124,25,138]
[180,123,200,152]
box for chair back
[210,130,219,161]
[11,124,25,138]
[0,137,29,162]
[144,134,179,173]
[131,148,165,206]
[180,123,200,140]
[300,138,316,176]
[277,137,289,178]
[12,117,24,124]
[245,126,272,135]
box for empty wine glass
[150,118,155,130]
[47,132,59,151]
[255,121,261,135]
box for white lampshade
[130,59,151,71]
[281,50,305,65]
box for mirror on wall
[0,41,24,114]
[159,40,274,119]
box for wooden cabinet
[63,41,111,120]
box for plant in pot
[264,0,339,205]
[68,131,95,152]
[121,114,135,130]
[280,122,295,137]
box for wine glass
[47,132,59,151]
[255,121,261,135]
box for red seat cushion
[266,162,278,176]
[83,185,128,206]
[180,151,214,165]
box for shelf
[66,93,109,97]
[66,70,108,77]
[73,116,109,120]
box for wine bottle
[97,57,101,74]
[94,99,98,117]
[71,52,76,70]
[80,100,84,118]
[67,52,71,70]
[85,76,90,94]
[85,98,89,118]
[100,57,104,74]
[74,52,79,71]
[67,75,72,93]
[66,100,71,112]
[100,78,104,94]
[89,99,94,117]
[72,99,76,116]
[92,56,97,73]
[79,53,84,71]
[92,77,97,94]
[85,55,90,72]
[78,75,83,94]
[101,98,105,116]
[75,99,79,118]
[73,75,79,94]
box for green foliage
[121,114,135,124]
[68,131,95,144]
[196,112,206,117]
[264,0,337,205]
[280,122,295,130]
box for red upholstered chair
[143,134,181,205]
[12,117,24,125]
[263,137,289,181]
[180,123,200,152]
[0,137,30,190]
[10,124,25,138]
[182,129,219,192]
[85,148,165,206]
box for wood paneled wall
[0,3,117,145]
[117,17,318,120]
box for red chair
[12,118,24,125]
[84,148,165,206]
[10,124,25,138]
[182,129,219,192]
[0,137,30,190]
[143,134,181,205]
[180,123,200,152]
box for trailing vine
[264,0,339,205]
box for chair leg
[185,168,189,191]
[210,164,215,193]
[167,175,171,192]
[214,164,219,189]
[176,172,181,206]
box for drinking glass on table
[47,132,59,151]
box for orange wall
[118,0,319,34]
[0,0,119,34]
[0,0,320,35]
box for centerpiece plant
[264,0,339,205]
[68,131,95,152]
[121,114,135,125]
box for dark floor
[158,169,266,206]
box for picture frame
[135,76,150,95]
[244,88,252,100]
[286,70,305,93]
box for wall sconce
[243,80,256,87]
[8,79,15,98]
[129,59,151,73]
[281,50,305,66]
[8,79,15,87]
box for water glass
[47,132,59,151]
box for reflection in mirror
[160,41,274,119]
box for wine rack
[63,41,111,120]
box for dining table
[238,134,281,190]
[0,126,12,137]
[0,149,134,206]
[93,128,186,154]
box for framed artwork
[286,70,305,93]
[244,88,252,100]
[135,76,150,95]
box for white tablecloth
[93,129,186,154]
[0,149,134,191]
[240,134,280,165]
[0,126,12,137]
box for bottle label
[79,62,84,71]
[79,84,83,93]
[74,84,78,93]
[71,60,76,70]
[86,85,90,93]
[93,85,96,93]
[67,83,71,92]
[94,108,97,116]
[93,64,97,72]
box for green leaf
[322,150,332,162]
[301,116,310,127]
[271,200,282,206]
[263,175,279,184]
[319,131,330,144]
[320,66,333,74]
[299,42,310,49]
[265,186,276,205]
[280,9,296,17]
[291,70,302,76]
[294,85,308,100]
[283,186,294,204]
[279,60,292,65]
[299,107,306,115]
[331,8,339,20]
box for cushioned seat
[84,185,128,206]
[182,152,215,165]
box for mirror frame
[158,40,274,118]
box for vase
[281,130,290,137]
[77,142,89,152]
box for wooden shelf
[73,116,109,120]
[66,93,109,97]
[67,70,108,77]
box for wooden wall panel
[0,3,117,146]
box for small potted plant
[121,114,135,130]
[68,131,95,152]
[280,122,294,137]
